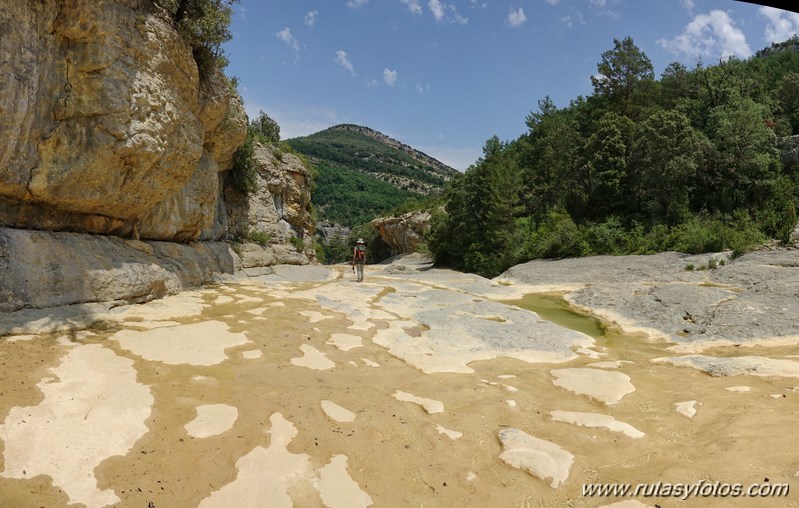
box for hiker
[352,238,366,282]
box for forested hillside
[430,36,799,277]
[285,125,457,226]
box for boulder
[371,211,431,255]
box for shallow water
[501,292,608,339]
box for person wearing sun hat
[351,238,367,282]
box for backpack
[355,244,366,261]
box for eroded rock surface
[0,1,246,240]
[1,259,799,507]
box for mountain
[284,124,458,227]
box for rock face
[0,227,236,312]
[497,249,799,349]
[371,211,431,255]
[0,0,246,241]
[225,143,316,267]
[316,221,351,244]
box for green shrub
[585,216,626,255]
[249,231,271,247]
[525,209,589,259]
[313,241,326,263]
[154,0,239,77]
[289,235,305,252]
[685,263,695,271]
[230,134,258,194]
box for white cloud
[428,0,467,24]
[346,0,369,8]
[336,50,356,75]
[275,27,300,58]
[759,6,799,44]
[470,0,487,8]
[657,10,752,61]
[401,0,423,16]
[415,83,431,93]
[507,7,526,28]
[681,0,695,12]
[450,6,468,25]
[304,10,318,27]
[383,68,398,86]
[429,0,445,22]
[544,0,560,5]
[561,11,585,29]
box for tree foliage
[154,0,238,76]
[250,110,281,143]
[429,36,799,277]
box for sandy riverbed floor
[0,263,797,507]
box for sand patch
[291,344,335,370]
[393,390,444,414]
[550,410,645,438]
[113,320,249,366]
[198,413,309,508]
[242,350,263,359]
[497,428,574,488]
[361,358,380,367]
[314,454,373,508]
[0,344,152,507]
[185,404,239,438]
[326,333,363,351]
[321,400,356,423]
[550,368,635,405]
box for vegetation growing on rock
[154,0,239,76]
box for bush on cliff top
[154,0,239,76]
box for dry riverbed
[0,253,798,507]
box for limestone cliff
[371,211,431,255]
[225,143,316,270]
[0,1,316,313]
[0,0,246,241]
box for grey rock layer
[498,249,799,347]
[0,227,235,312]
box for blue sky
[223,1,799,170]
